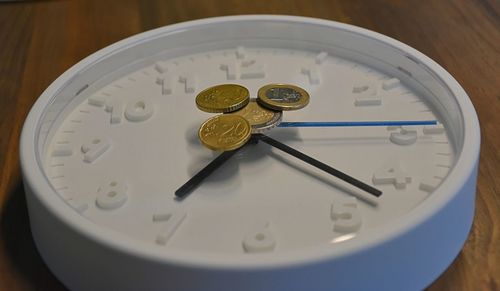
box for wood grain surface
[0,0,498,290]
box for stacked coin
[198,115,251,151]
[257,84,309,111]
[196,83,309,151]
[196,84,250,113]
[229,99,282,133]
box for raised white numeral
[353,84,381,107]
[179,74,197,94]
[81,137,111,163]
[105,97,126,124]
[301,66,321,85]
[96,179,127,210]
[373,161,412,189]
[331,197,362,233]
[240,59,265,79]
[389,127,417,145]
[242,222,276,253]
[154,63,197,95]
[220,63,237,80]
[155,210,187,245]
[156,73,174,95]
[220,48,266,81]
[88,94,155,124]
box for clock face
[43,45,454,254]
[21,15,479,291]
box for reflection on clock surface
[44,47,454,254]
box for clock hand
[175,137,258,199]
[278,120,438,128]
[253,133,382,197]
[175,147,242,199]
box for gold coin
[257,84,309,111]
[198,114,251,151]
[229,99,282,133]
[196,84,250,113]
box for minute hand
[253,133,382,197]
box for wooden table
[0,0,498,290]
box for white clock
[20,15,480,291]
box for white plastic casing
[20,15,480,291]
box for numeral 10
[88,95,154,124]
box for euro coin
[198,114,251,151]
[229,99,282,133]
[196,84,250,113]
[257,84,309,111]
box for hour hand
[175,137,258,199]
[175,148,241,199]
[253,133,382,197]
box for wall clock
[20,15,480,291]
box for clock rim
[20,14,480,269]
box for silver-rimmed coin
[229,99,282,133]
[257,83,309,111]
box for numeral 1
[81,137,111,163]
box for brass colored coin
[257,84,309,111]
[198,114,251,151]
[196,84,250,113]
[229,99,282,133]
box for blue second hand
[277,120,438,127]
